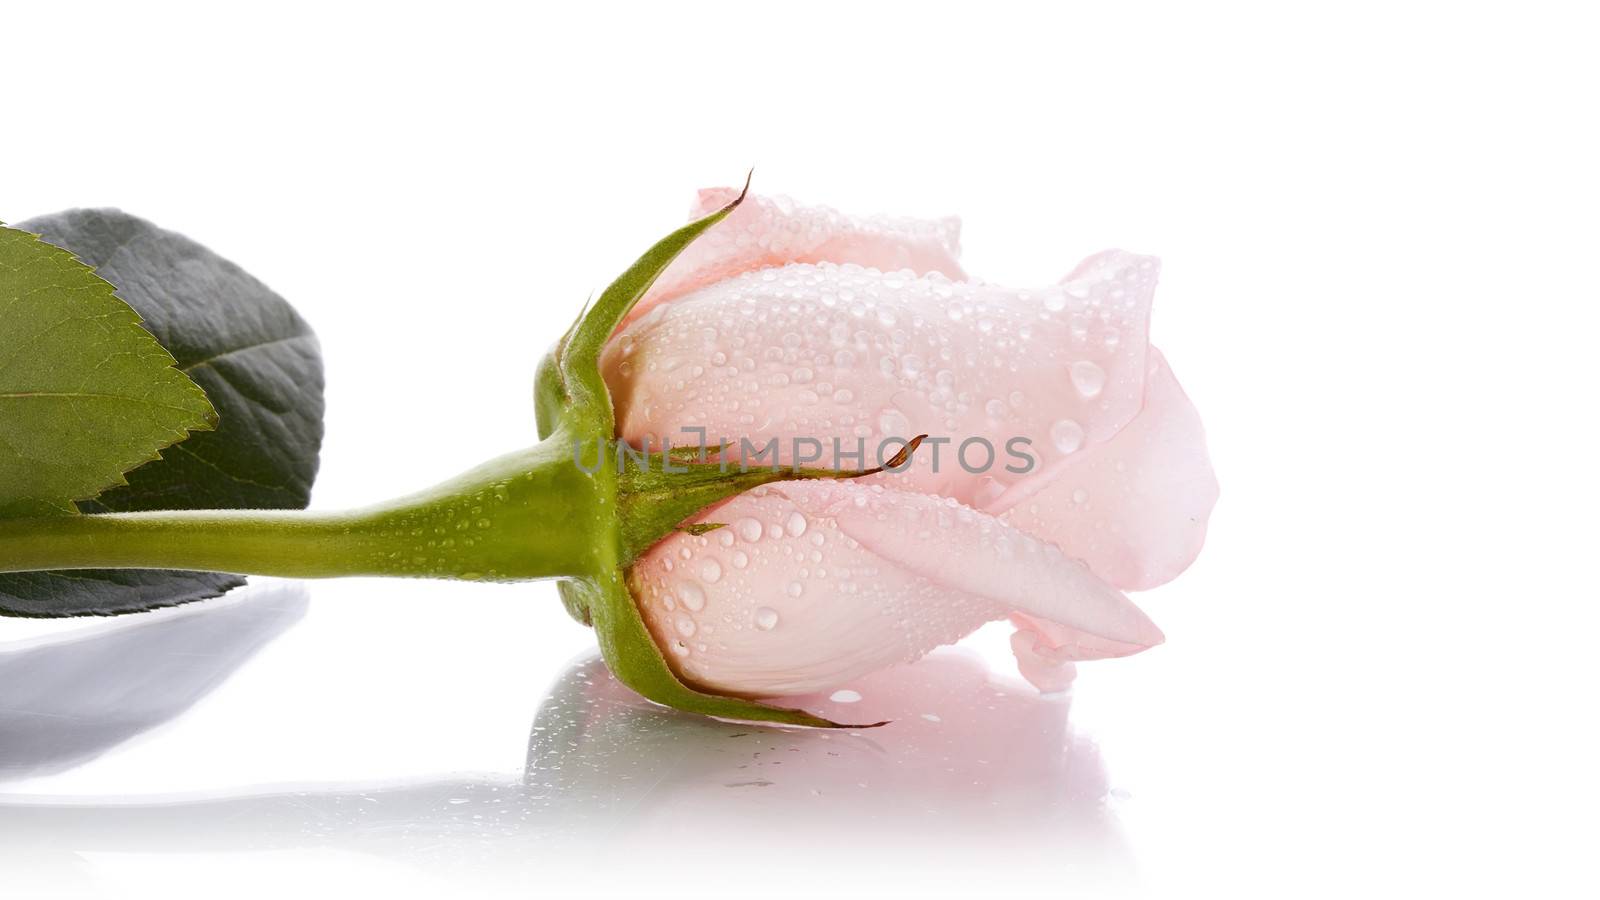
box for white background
[3,2,1598,897]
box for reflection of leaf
[0,584,307,780]
[0,210,325,617]
[0,224,216,519]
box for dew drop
[786,511,809,537]
[674,613,697,637]
[755,607,780,630]
[700,559,723,583]
[878,408,912,437]
[830,689,862,703]
[731,549,749,568]
[1072,487,1089,504]
[736,517,764,542]
[1070,360,1106,398]
[786,581,804,597]
[678,582,707,611]
[1050,419,1086,455]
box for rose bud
[3,180,1215,728]
[599,189,1218,700]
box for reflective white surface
[1,584,1138,894]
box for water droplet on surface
[1072,487,1089,504]
[830,689,862,703]
[731,549,749,568]
[736,517,764,542]
[786,511,809,537]
[755,607,780,630]
[678,582,707,611]
[1070,360,1106,397]
[700,559,723,583]
[878,408,912,437]
[1050,418,1085,455]
[675,613,697,637]
[786,581,804,597]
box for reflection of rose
[603,190,1218,696]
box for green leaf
[0,224,215,518]
[0,210,325,617]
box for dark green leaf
[0,210,325,616]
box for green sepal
[614,437,927,566]
[550,173,749,438]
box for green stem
[0,435,603,582]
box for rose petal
[629,486,994,696]
[790,482,1164,649]
[629,480,1161,697]
[624,188,967,328]
[603,252,1155,509]
[1009,623,1079,693]
[990,350,1219,590]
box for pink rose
[601,189,1218,696]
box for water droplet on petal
[878,408,911,437]
[1070,360,1106,398]
[736,517,764,542]
[830,689,862,703]
[755,607,780,630]
[678,582,706,611]
[700,559,723,583]
[786,511,809,537]
[1050,419,1085,455]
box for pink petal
[623,189,966,328]
[629,486,994,696]
[1009,624,1079,693]
[990,350,1219,590]
[629,480,1160,697]
[603,252,1156,511]
[790,482,1164,650]
[1006,611,1156,693]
